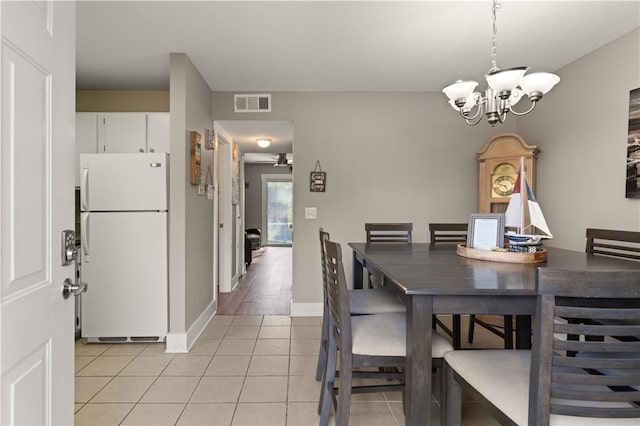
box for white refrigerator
[80,153,169,342]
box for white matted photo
[467,213,505,250]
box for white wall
[516,28,640,251]
[168,53,215,350]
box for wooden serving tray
[456,244,547,264]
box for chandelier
[442,0,560,126]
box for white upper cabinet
[146,113,170,154]
[88,112,170,154]
[76,113,99,186]
[98,113,147,153]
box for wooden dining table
[348,242,640,426]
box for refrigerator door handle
[80,167,89,211]
[81,212,90,261]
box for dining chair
[320,238,453,426]
[315,229,405,386]
[429,223,468,349]
[444,268,640,426]
[564,228,640,350]
[586,228,640,260]
[364,222,413,288]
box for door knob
[62,278,87,299]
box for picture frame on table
[467,213,504,250]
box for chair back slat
[319,228,330,293]
[365,223,412,244]
[586,228,640,261]
[429,223,468,244]
[529,268,640,424]
[323,239,352,353]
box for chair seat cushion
[349,288,405,315]
[444,350,639,425]
[352,312,453,358]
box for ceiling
[75,1,640,160]
[216,120,294,164]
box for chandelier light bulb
[485,67,528,96]
[519,72,561,97]
[442,80,478,105]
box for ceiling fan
[272,153,292,167]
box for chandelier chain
[490,0,502,73]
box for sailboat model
[504,158,553,246]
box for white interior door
[1,1,76,424]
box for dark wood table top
[349,243,640,295]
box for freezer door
[80,153,168,211]
[81,212,168,338]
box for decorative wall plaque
[310,161,326,192]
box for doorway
[263,175,293,246]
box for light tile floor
[75,315,502,425]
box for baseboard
[165,333,188,353]
[165,299,217,353]
[290,302,323,317]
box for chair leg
[315,304,329,382]
[336,347,352,426]
[504,315,513,349]
[452,315,461,350]
[438,363,447,425]
[444,363,462,426]
[467,314,476,343]
[319,331,337,424]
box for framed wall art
[190,131,202,185]
[626,88,640,199]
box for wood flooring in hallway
[217,246,292,315]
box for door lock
[61,230,76,266]
[62,278,87,299]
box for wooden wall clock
[477,134,538,214]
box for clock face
[492,175,516,197]
[491,163,518,197]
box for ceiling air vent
[234,94,271,113]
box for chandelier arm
[508,101,537,116]
[465,112,485,126]
[458,104,483,122]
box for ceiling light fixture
[442,0,560,127]
[256,138,271,148]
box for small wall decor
[626,88,640,199]
[205,129,214,150]
[190,131,202,185]
[205,166,214,200]
[310,160,326,192]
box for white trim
[290,302,323,317]
[165,300,217,353]
[165,333,188,353]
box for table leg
[352,251,364,289]
[405,294,432,426]
[515,315,532,349]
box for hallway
[218,247,292,316]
